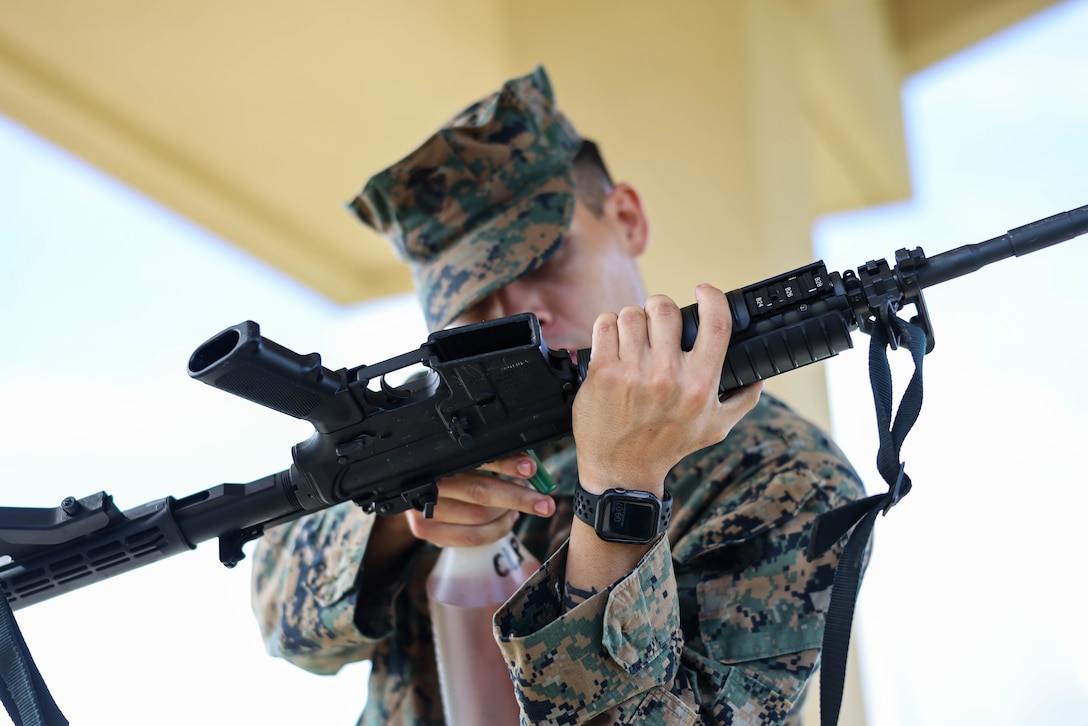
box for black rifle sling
[808,314,926,726]
[0,589,68,725]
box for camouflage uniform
[251,67,866,725]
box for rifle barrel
[916,203,1088,289]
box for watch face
[600,495,660,544]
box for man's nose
[493,282,552,325]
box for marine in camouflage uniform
[251,67,866,725]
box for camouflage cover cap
[348,66,582,331]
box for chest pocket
[680,472,826,665]
[696,567,824,664]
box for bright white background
[2,2,1087,724]
[814,2,1088,723]
[0,119,426,722]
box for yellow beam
[889,0,1059,72]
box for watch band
[573,479,673,541]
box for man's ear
[604,182,650,258]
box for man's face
[450,188,648,352]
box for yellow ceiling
[0,0,1058,306]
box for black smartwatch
[573,479,672,545]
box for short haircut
[573,140,613,217]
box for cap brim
[415,178,574,330]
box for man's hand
[361,454,555,589]
[564,284,762,608]
[404,454,556,547]
[366,453,555,561]
[572,283,762,495]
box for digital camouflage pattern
[251,393,866,725]
[347,66,582,332]
[256,64,867,724]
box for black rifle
[2,203,1086,611]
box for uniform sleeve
[495,536,699,724]
[250,501,413,674]
[494,439,865,725]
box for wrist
[575,465,666,498]
[573,479,672,546]
[565,521,653,612]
